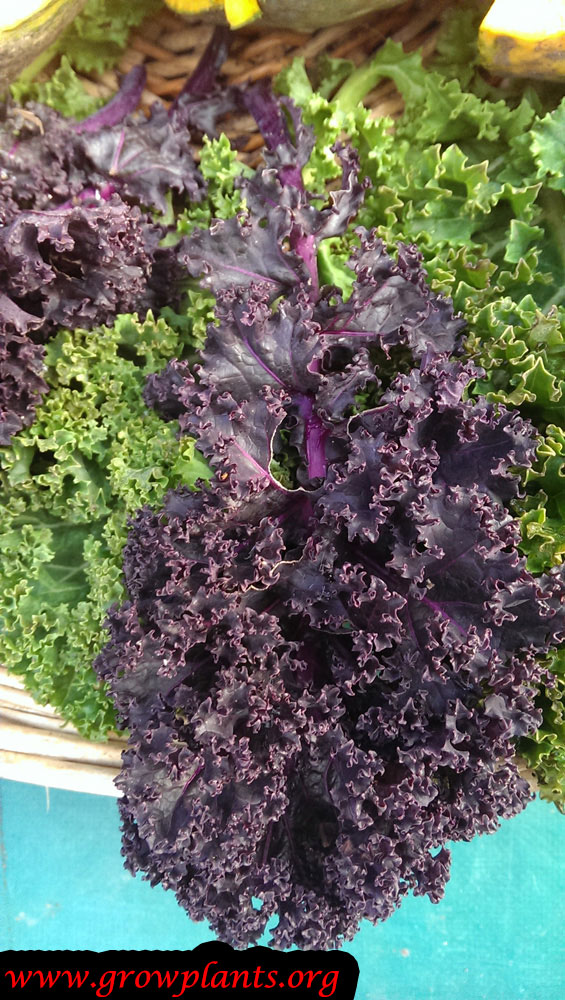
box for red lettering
[303,971,322,989]
[62,971,90,989]
[201,962,217,989]
[210,970,229,988]
[2,958,339,997]
[231,970,251,988]
[117,971,136,989]
[171,970,199,997]
[4,971,34,988]
[253,966,266,988]
[319,971,340,998]
[34,971,61,988]
[287,970,304,989]
[96,970,117,997]
[151,971,180,990]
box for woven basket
[0,667,125,795]
[78,0,456,163]
[0,0,469,796]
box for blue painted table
[1,780,563,1000]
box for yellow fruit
[165,0,262,28]
[162,0,404,32]
[0,0,87,90]
[478,0,565,81]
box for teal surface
[0,779,563,999]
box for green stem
[13,39,60,86]
[334,47,423,114]
[334,62,386,113]
[539,189,565,311]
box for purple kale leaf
[240,81,316,189]
[317,235,467,358]
[152,106,464,495]
[0,326,47,445]
[0,200,180,339]
[1,97,204,221]
[68,63,205,214]
[180,109,367,299]
[96,356,564,947]
[1,64,206,222]
[0,103,88,224]
[79,100,205,216]
[152,225,465,493]
[97,264,564,951]
[167,26,244,140]
[0,56,215,445]
[0,196,186,441]
[95,94,564,951]
[75,65,148,135]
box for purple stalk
[323,760,333,800]
[421,596,467,635]
[305,416,329,480]
[243,83,322,293]
[170,25,231,118]
[298,394,328,480]
[242,83,304,191]
[181,763,204,794]
[74,65,147,134]
[109,128,126,175]
[242,84,296,163]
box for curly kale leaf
[96,122,564,946]
[0,312,209,738]
[97,347,561,946]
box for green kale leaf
[0,312,210,739]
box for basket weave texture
[0,0,459,796]
[79,0,453,161]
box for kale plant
[96,96,565,948]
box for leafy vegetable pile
[0,64,205,443]
[93,97,565,948]
[2,0,565,950]
[0,311,209,736]
[0,42,239,731]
